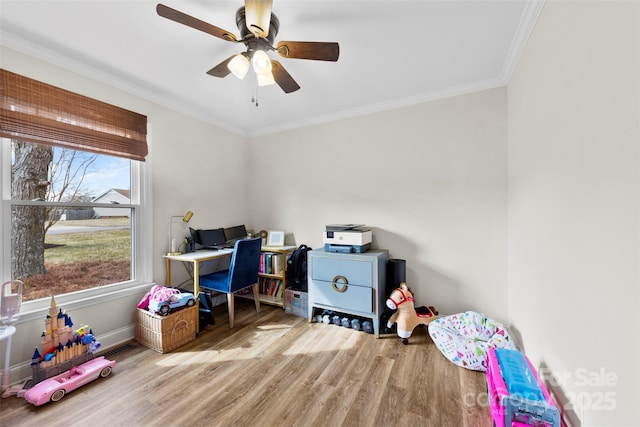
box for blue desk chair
[199,237,262,328]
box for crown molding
[248,78,506,137]
[500,0,546,84]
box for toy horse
[386,282,438,345]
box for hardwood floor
[0,300,492,427]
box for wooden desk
[164,249,233,332]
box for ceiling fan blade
[271,60,300,93]
[206,56,235,78]
[244,0,273,38]
[156,4,237,42]
[276,41,339,62]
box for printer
[323,224,372,253]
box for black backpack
[286,244,311,292]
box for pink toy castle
[30,296,100,384]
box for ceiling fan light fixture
[245,0,273,38]
[228,53,250,79]
[252,49,272,74]
[252,50,275,86]
[257,71,275,86]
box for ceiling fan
[156,0,340,94]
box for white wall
[508,1,639,425]
[248,87,509,320]
[149,101,249,285]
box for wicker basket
[136,305,196,353]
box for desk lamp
[167,211,194,256]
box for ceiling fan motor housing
[235,6,279,46]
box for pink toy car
[24,356,115,406]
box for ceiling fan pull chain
[251,81,260,107]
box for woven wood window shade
[0,69,148,161]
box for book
[259,252,266,274]
[272,254,283,276]
[265,253,272,274]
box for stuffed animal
[386,282,438,345]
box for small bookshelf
[240,245,296,308]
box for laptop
[223,225,248,247]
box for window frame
[0,136,153,321]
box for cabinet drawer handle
[331,275,348,293]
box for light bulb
[252,50,271,74]
[228,54,250,79]
[257,71,275,86]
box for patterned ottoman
[428,311,516,371]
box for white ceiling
[0,0,542,137]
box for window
[5,140,138,301]
[0,69,150,305]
